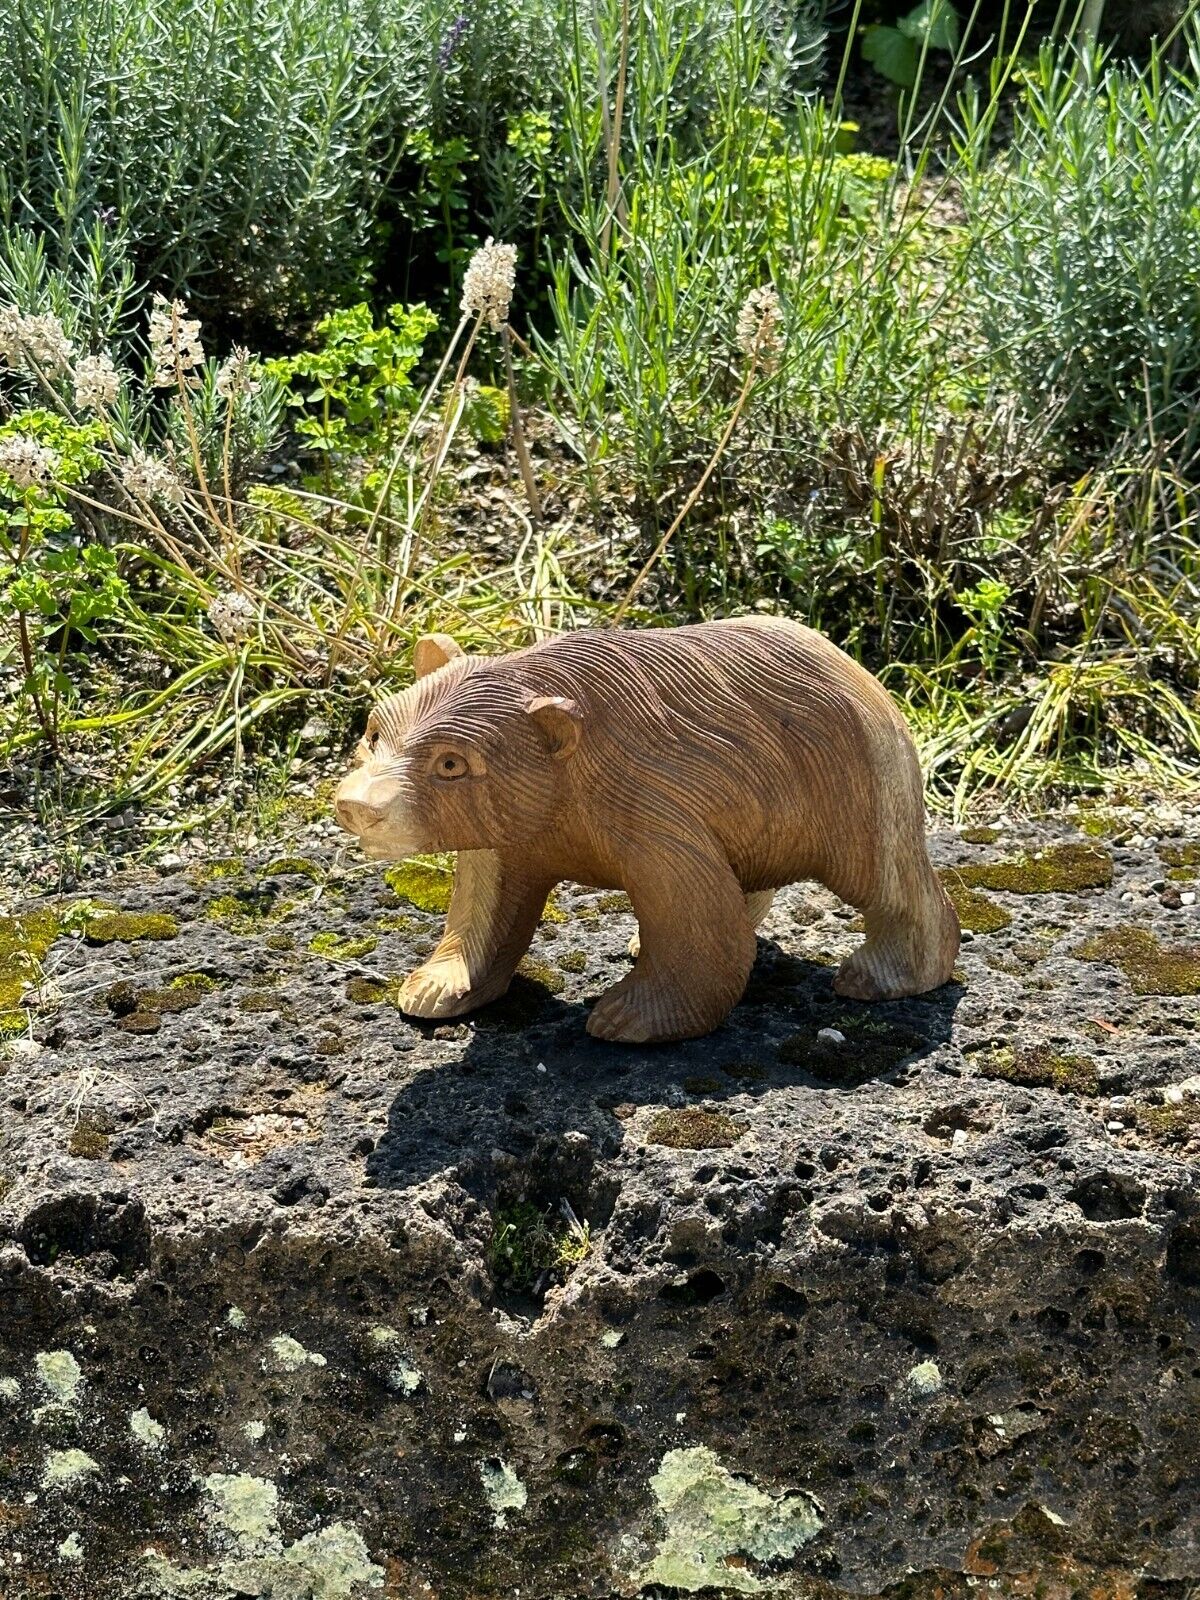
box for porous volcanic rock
[1,816,1198,1598]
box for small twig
[502,325,542,526]
[611,356,762,627]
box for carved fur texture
[334,618,960,1043]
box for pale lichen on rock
[266,1333,327,1373]
[145,1474,384,1598]
[35,1348,84,1406]
[43,1447,100,1488]
[638,1446,822,1593]
[906,1360,944,1397]
[131,1406,167,1449]
[479,1458,528,1528]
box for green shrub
[960,34,1200,464]
[0,0,824,334]
[0,0,393,333]
[542,95,938,570]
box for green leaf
[897,0,960,53]
[861,24,919,87]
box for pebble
[1182,891,1196,906]
[1165,1087,1185,1106]
[817,1028,846,1045]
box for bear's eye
[367,729,380,752]
[434,752,468,780]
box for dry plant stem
[169,304,229,545]
[502,325,543,526]
[16,614,58,749]
[600,0,631,262]
[403,312,484,586]
[612,356,761,626]
[591,0,615,258]
[221,397,240,581]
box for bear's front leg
[399,851,550,1019]
[587,838,757,1043]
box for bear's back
[495,617,899,742]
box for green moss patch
[515,957,566,996]
[264,856,322,880]
[938,872,1013,933]
[487,1199,590,1298]
[1073,925,1200,996]
[959,826,999,844]
[683,1075,724,1096]
[597,892,632,913]
[1075,811,1124,839]
[68,1112,114,1159]
[383,857,454,913]
[540,891,567,925]
[646,1108,746,1149]
[1159,843,1200,882]
[105,974,215,1030]
[557,949,588,974]
[778,1016,927,1087]
[0,1009,27,1041]
[375,913,415,933]
[1136,1100,1200,1147]
[346,976,404,1005]
[308,931,378,960]
[978,1044,1099,1096]
[84,910,179,945]
[949,843,1112,895]
[187,858,245,885]
[205,889,298,935]
[0,909,60,1012]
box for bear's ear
[413,633,464,679]
[527,696,582,760]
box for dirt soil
[1,811,1199,1598]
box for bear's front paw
[398,961,471,1019]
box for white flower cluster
[736,285,784,371]
[73,352,121,414]
[149,295,205,387]
[461,237,517,331]
[0,305,74,378]
[0,433,58,490]
[121,448,184,504]
[215,346,260,403]
[207,589,258,644]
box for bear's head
[334,633,581,859]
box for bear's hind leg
[399,851,550,1018]
[833,872,959,1002]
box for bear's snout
[335,794,385,835]
[334,767,394,838]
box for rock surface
[1,813,1199,1598]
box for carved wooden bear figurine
[334,619,959,1043]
